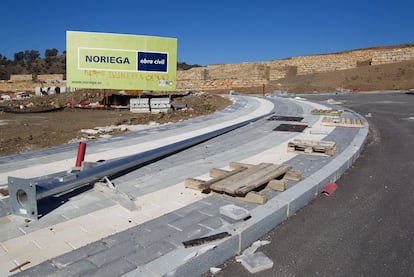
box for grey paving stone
[84,257,137,277]
[172,201,211,217]
[121,266,155,277]
[137,225,180,248]
[0,198,10,217]
[87,241,138,267]
[54,260,97,277]
[11,261,58,277]
[141,213,183,231]
[198,216,226,230]
[168,210,211,231]
[225,199,259,211]
[165,224,212,247]
[101,225,146,247]
[126,240,176,266]
[200,195,239,208]
[52,240,109,267]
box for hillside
[269,59,414,93]
[0,53,200,81]
[1,44,413,94]
[0,53,66,80]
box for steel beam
[8,120,254,219]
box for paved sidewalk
[0,94,368,276]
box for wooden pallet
[185,162,302,204]
[321,117,364,128]
[288,139,336,156]
[311,109,343,116]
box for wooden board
[185,162,302,204]
[284,170,302,181]
[185,166,248,191]
[267,179,286,191]
[228,162,255,170]
[209,168,230,178]
[210,163,292,196]
[311,109,343,116]
[220,191,267,204]
[321,117,364,128]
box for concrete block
[172,201,210,217]
[126,211,151,226]
[126,240,176,266]
[219,204,250,220]
[2,236,41,260]
[52,240,108,267]
[87,241,138,267]
[199,195,233,207]
[236,200,288,251]
[287,181,319,216]
[141,213,183,230]
[33,226,83,250]
[165,224,211,247]
[237,252,273,273]
[168,211,210,231]
[53,259,97,276]
[121,266,155,277]
[77,214,117,237]
[14,240,74,270]
[0,260,22,277]
[87,258,137,277]
[138,199,184,218]
[137,225,180,248]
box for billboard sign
[66,31,177,90]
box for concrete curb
[126,109,369,277]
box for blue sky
[0,0,412,65]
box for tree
[0,67,8,80]
[177,61,202,70]
[45,48,58,58]
[0,54,9,65]
[14,51,25,63]
[24,50,40,62]
[12,50,39,64]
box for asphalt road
[216,92,414,277]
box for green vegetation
[177,61,202,70]
[0,49,66,80]
[0,49,201,80]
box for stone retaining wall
[177,45,414,91]
[37,74,64,82]
[9,74,32,82]
[371,47,414,65]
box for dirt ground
[270,59,414,93]
[1,59,413,157]
[0,92,232,157]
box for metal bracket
[8,177,39,218]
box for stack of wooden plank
[287,139,336,156]
[185,162,302,204]
[311,109,343,116]
[321,117,364,128]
